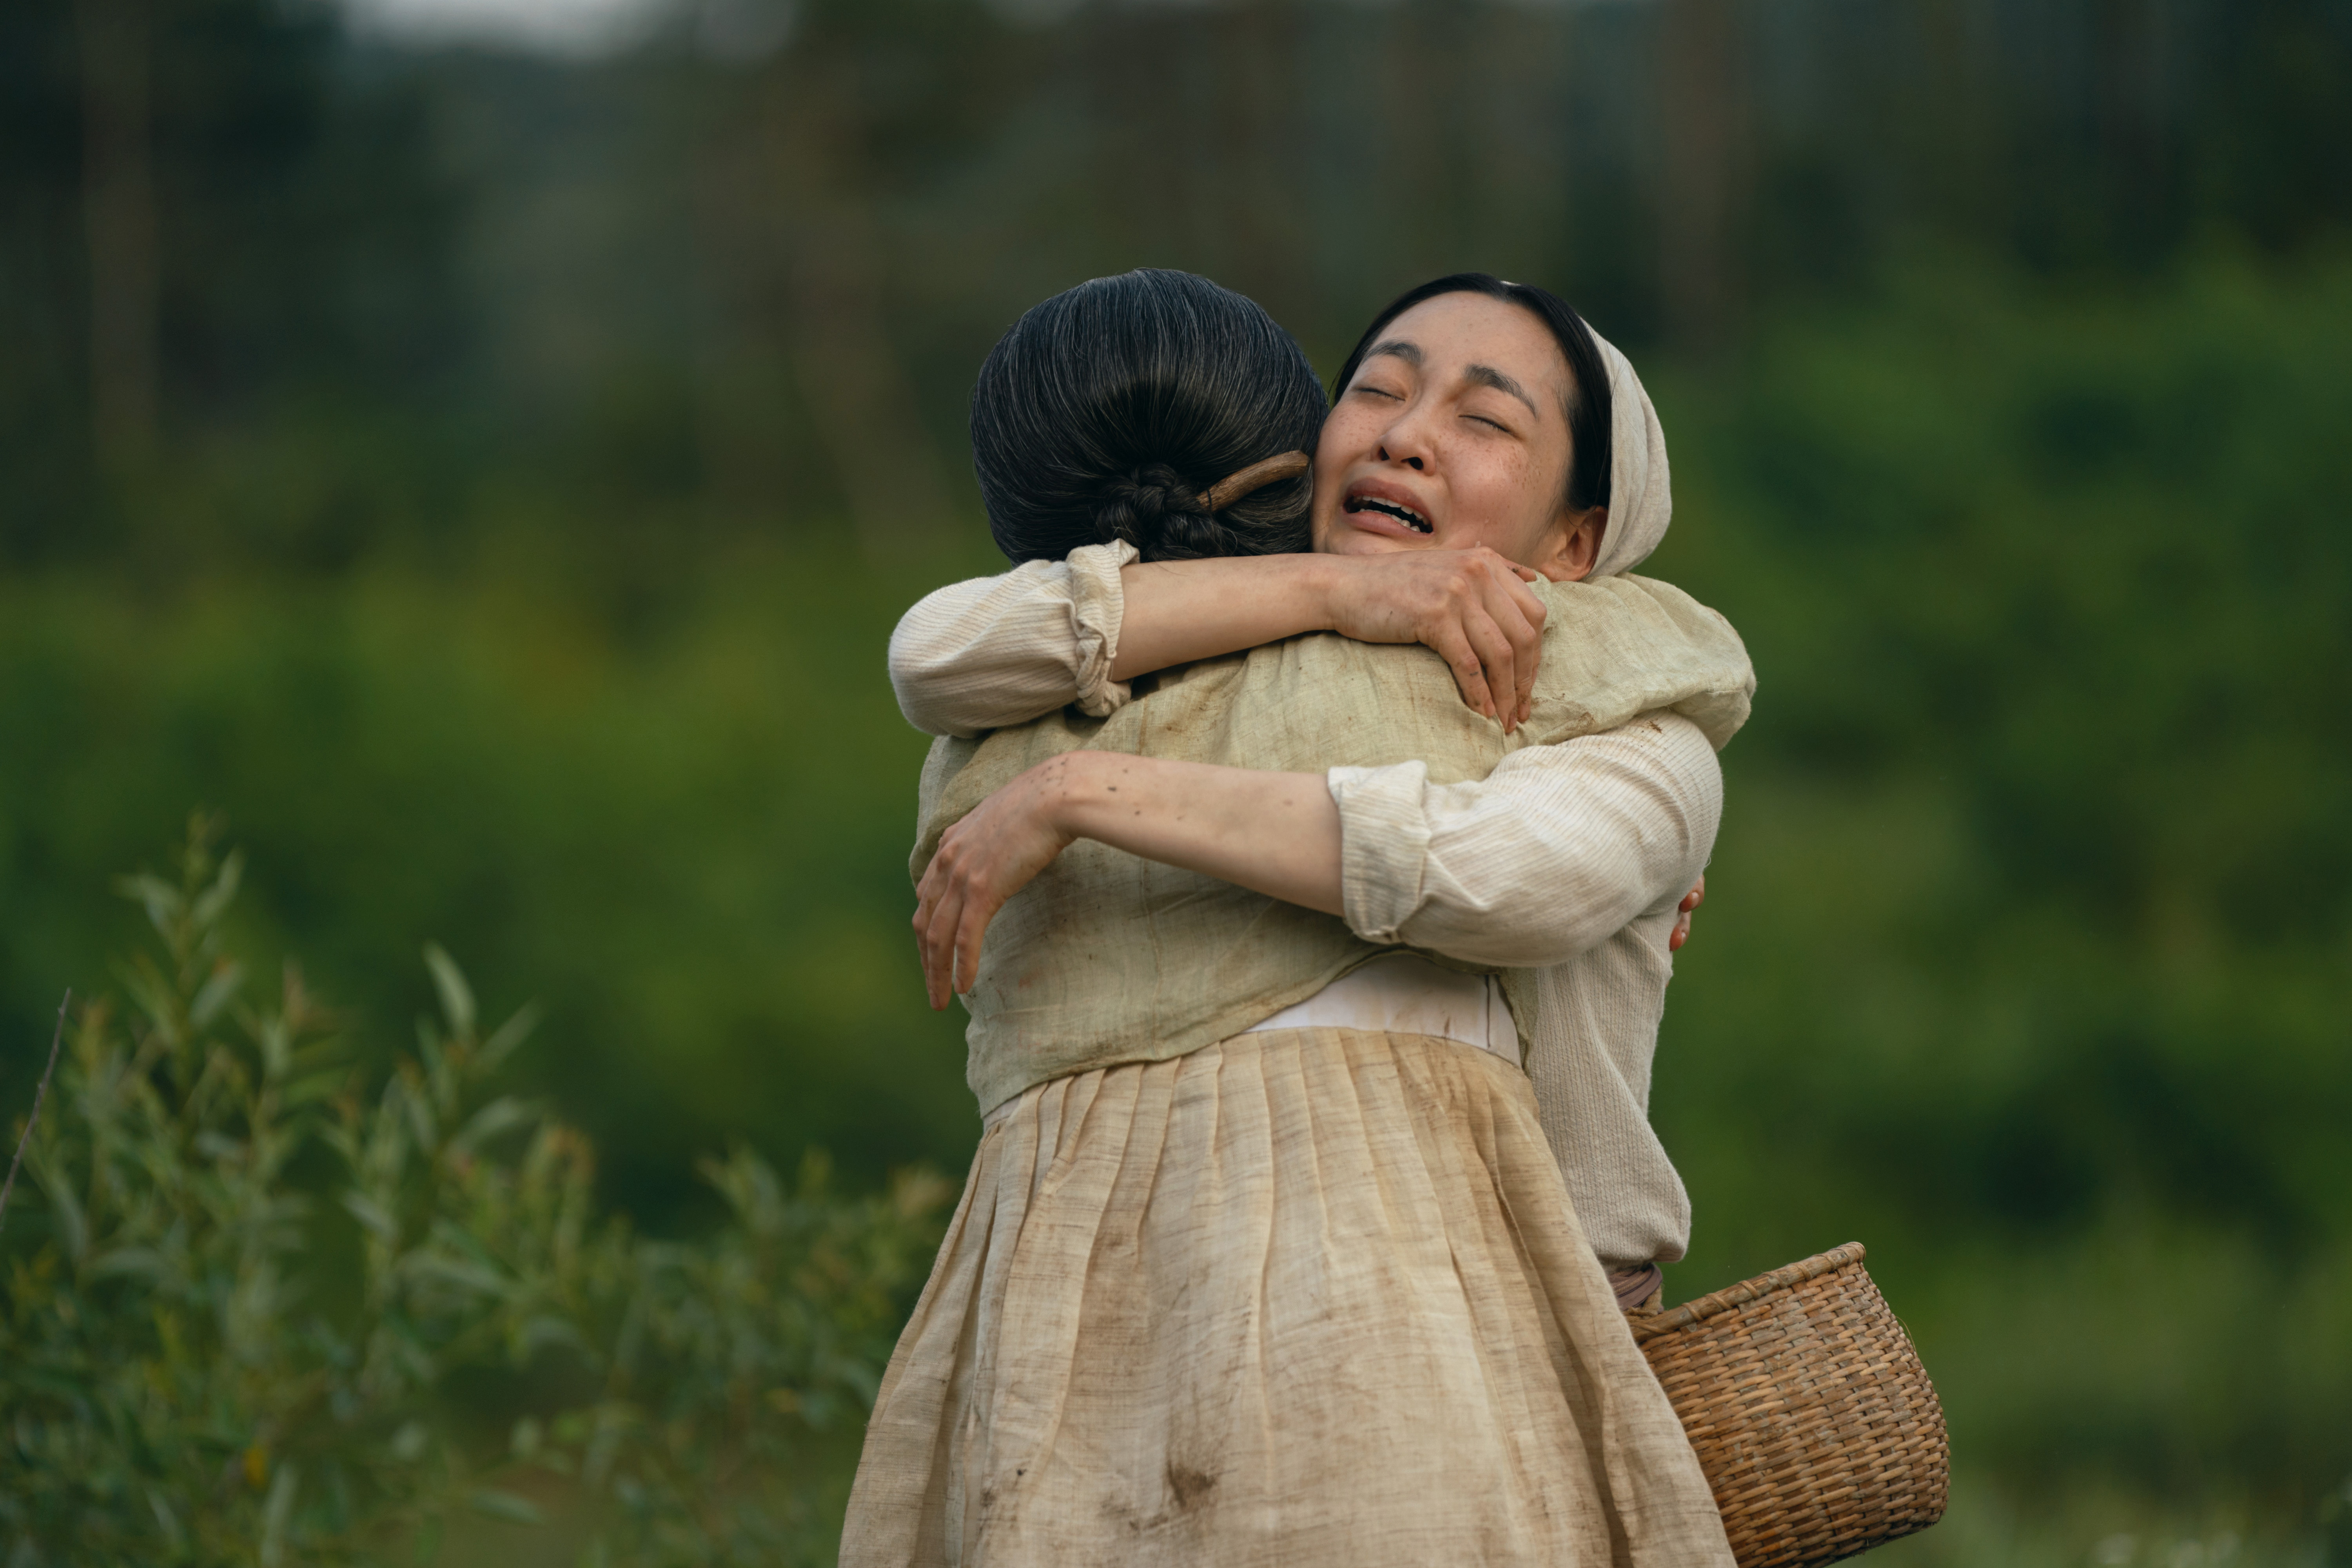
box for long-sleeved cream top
[889,543,1719,1267]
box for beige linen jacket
[913,571,1751,1267]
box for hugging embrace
[842,269,1756,1568]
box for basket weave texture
[1632,1243,1949,1568]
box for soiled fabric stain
[1166,1463,1217,1509]
[837,1028,1733,1568]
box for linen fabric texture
[852,321,1743,1563]
[889,539,1142,741]
[1586,323,1674,579]
[891,555,1739,1265]
[1327,712,1724,1266]
[915,569,1753,1122]
[837,1027,1736,1568]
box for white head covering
[1584,326,1672,578]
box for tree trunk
[1660,0,1744,358]
[705,43,953,554]
[76,0,158,466]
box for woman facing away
[895,270,1746,1309]
[840,270,1749,1568]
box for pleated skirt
[838,1027,1732,1568]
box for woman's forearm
[1116,549,1549,729]
[1328,717,1723,967]
[889,550,1136,737]
[911,747,1343,1005]
[1109,555,1336,680]
[1051,752,1343,915]
[892,548,1548,738]
[908,728,1706,1007]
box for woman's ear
[1533,506,1609,583]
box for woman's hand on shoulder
[913,756,1086,1009]
[1317,547,1548,731]
[1669,875,1705,953]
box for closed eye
[1351,382,1404,402]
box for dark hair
[971,269,1328,564]
[1331,273,1614,515]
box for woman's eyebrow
[1366,339,1423,368]
[1462,363,1541,420]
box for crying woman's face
[1310,292,1605,583]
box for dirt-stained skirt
[838,1027,1733,1568]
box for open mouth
[1345,494,1434,534]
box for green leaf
[516,1313,588,1360]
[259,1461,299,1568]
[451,1096,536,1156]
[400,1252,509,1298]
[191,961,244,1031]
[478,1001,543,1078]
[400,1073,438,1151]
[31,1151,87,1265]
[341,1191,400,1240]
[145,1485,186,1553]
[253,1011,292,1077]
[113,872,183,938]
[194,1130,245,1160]
[467,1488,545,1526]
[390,1421,431,1463]
[285,1069,347,1109]
[423,943,476,1041]
[192,849,245,926]
[87,1247,165,1281]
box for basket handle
[1629,1241,1869,1343]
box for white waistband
[1241,954,1521,1066]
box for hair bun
[1093,463,1212,553]
[971,270,1326,565]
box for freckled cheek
[1310,418,1375,511]
[1316,406,1383,468]
[1450,448,1527,524]
[1308,458,1343,529]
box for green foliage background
[5,0,2351,1560]
[2,829,949,1565]
[1655,257,2352,1545]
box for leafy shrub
[0,821,949,1566]
[1648,255,2352,1526]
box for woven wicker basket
[1631,1242,1949,1568]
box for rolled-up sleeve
[1326,712,1723,967]
[887,541,1139,737]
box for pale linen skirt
[838,1027,1732,1568]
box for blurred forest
[3,0,2350,1560]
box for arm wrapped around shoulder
[1328,711,1723,968]
[887,542,1139,737]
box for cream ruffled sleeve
[887,542,1140,737]
[1327,712,1722,967]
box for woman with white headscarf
[844,272,1749,1568]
